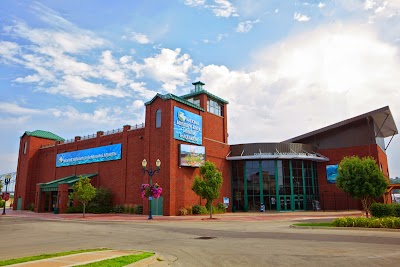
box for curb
[290,225,400,232]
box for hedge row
[370,203,400,218]
[332,216,400,229]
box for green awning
[40,173,97,192]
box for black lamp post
[2,174,11,215]
[142,159,161,220]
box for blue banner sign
[326,164,338,184]
[56,144,122,167]
[173,107,202,145]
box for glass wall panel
[232,161,245,211]
[246,161,260,211]
[232,159,319,212]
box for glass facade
[232,160,319,211]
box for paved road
[1,213,400,266]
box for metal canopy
[40,173,97,192]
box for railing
[81,133,96,140]
[42,123,145,147]
[130,123,145,130]
[103,128,123,136]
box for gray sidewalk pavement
[1,209,363,222]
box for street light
[142,159,161,220]
[2,174,11,215]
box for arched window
[156,109,161,128]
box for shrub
[0,200,4,208]
[370,203,395,218]
[113,205,124,213]
[87,187,113,214]
[393,204,400,217]
[179,207,188,216]
[332,216,400,229]
[66,205,83,213]
[216,202,226,213]
[26,203,35,211]
[134,204,143,214]
[185,206,193,215]
[199,205,208,214]
[192,204,201,214]
[128,204,134,214]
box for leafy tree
[0,179,3,192]
[336,156,388,218]
[69,176,96,218]
[192,161,223,219]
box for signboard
[173,107,202,145]
[56,144,122,167]
[179,144,205,167]
[326,164,338,184]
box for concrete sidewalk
[6,250,158,267]
[2,209,363,223]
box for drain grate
[196,236,216,240]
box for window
[23,141,27,154]
[186,97,200,107]
[156,109,161,128]
[207,98,223,116]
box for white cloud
[131,100,145,110]
[0,102,42,115]
[123,32,151,44]
[139,48,193,92]
[318,3,326,8]
[294,13,311,22]
[235,19,261,33]
[184,0,238,17]
[196,23,400,149]
[210,0,239,17]
[44,75,127,99]
[184,0,206,7]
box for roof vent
[192,81,205,92]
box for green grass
[75,252,155,267]
[0,248,110,266]
[292,222,334,227]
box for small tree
[336,156,388,218]
[192,161,223,219]
[69,176,96,218]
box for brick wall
[317,144,388,210]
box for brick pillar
[34,184,42,212]
[58,183,69,213]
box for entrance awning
[40,173,97,192]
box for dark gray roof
[285,106,398,143]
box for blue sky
[1,0,399,184]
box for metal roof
[180,89,229,104]
[22,130,64,141]
[40,173,97,192]
[144,93,205,111]
[285,106,398,143]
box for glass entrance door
[279,195,291,211]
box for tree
[69,176,96,218]
[192,161,223,219]
[336,156,388,218]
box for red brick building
[14,82,398,214]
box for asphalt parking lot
[1,210,400,266]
